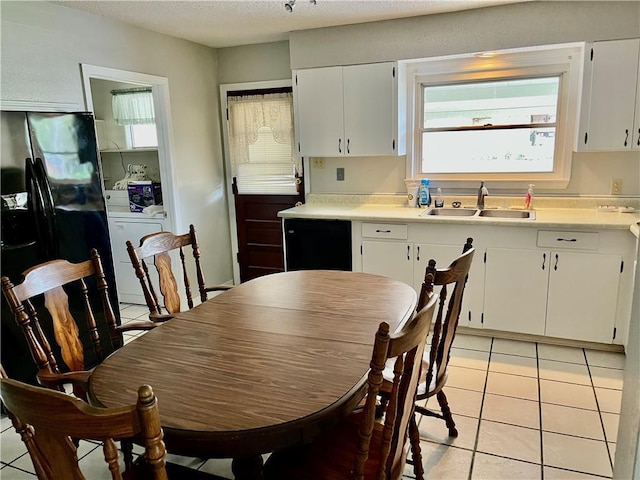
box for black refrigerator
[1,111,120,384]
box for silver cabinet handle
[338,138,342,153]
[346,138,350,154]
[407,245,410,260]
[637,128,640,147]
[375,229,391,233]
[416,245,420,261]
[624,129,629,147]
[556,238,577,242]
[554,253,559,271]
[541,253,546,270]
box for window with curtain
[227,91,300,194]
[111,87,157,148]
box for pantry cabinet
[293,62,404,157]
[579,38,640,151]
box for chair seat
[264,412,390,480]
[381,356,445,399]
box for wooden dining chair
[126,224,232,319]
[411,237,475,438]
[263,290,439,480]
[0,371,168,480]
[0,248,158,395]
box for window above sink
[406,43,585,190]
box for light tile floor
[0,304,626,479]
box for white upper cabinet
[293,62,405,157]
[579,38,640,151]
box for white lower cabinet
[545,251,621,343]
[355,221,634,346]
[483,248,549,336]
[359,223,481,328]
[361,240,413,287]
[108,216,164,304]
[483,246,622,344]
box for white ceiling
[53,0,533,49]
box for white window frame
[406,43,585,190]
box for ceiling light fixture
[285,0,317,13]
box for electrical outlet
[611,178,623,195]
[336,167,345,181]
[312,158,325,169]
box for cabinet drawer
[537,230,599,250]
[362,223,408,240]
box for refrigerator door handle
[26,158,58,260]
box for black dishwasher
[284,218,352,271]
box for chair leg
[408,413,424,480]
[436,390,458,437]
[122,439,134,471]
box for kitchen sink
[419,207,535,220]
[420,208,478,217]
[478,209,535,219]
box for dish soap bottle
[525,184,535,210]
[419,179,431,207]
[434,187,445,208]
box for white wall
[217,41,291,85]
[1,1,234,285]
[290,1,640,198]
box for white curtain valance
[112,88,155,126]
[228,92,300,178]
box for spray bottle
[525,184,535,210]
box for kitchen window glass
[421,76,560,174]
[409,43,584,189]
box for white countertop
[278,196,640,232]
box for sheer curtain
[228,92,301,194]
[111,88,155,125]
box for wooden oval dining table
[89,270,417,479]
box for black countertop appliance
[284,218,352,271]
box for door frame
[80,64,177,234]
[219,79,292,285]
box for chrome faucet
[477,181,489,209]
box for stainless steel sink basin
[419,207,536,220]
[478,209,535,219]
[420,208,478,217]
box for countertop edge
[278,205,640,231]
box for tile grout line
[536,342,544,480]
[467,336,494,480]
[584,347,615,473]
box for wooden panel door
[233,179,304,283]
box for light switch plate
[336,167,345,181]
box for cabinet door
[343,63,397,156]
[294,67,344,156]
[634,50,640,150]
[362,240,413,287]
[109,219,164,304]
[413,243,480,326]
[584,39,640,150]
[483,248,549,335]
[546,251,621,343]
